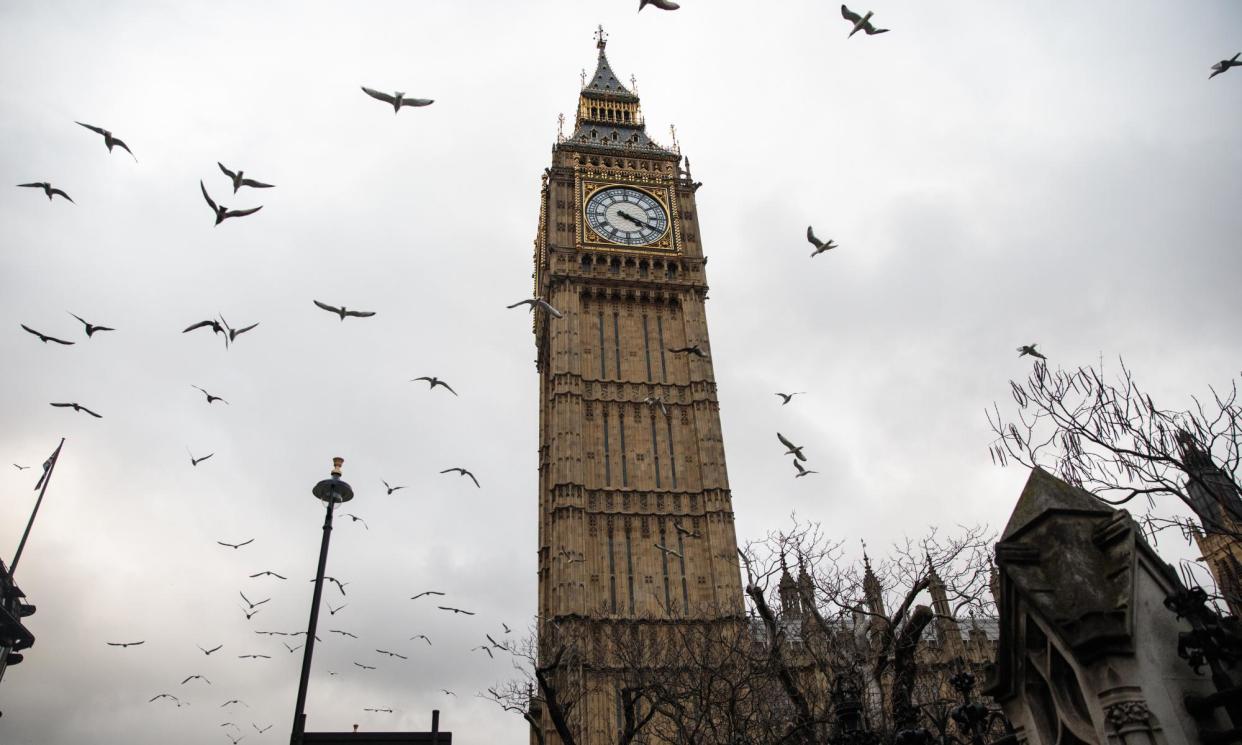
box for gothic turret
[862,548,885,618]
[565,27,671,154]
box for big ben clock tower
[529,29,745,744]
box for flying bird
[220,700,247,708]
[328,602,347,616]
[249,571,286,580]
[639,0,680,10]
[327,576,349,596]
[807,226,838,256]
[840,5,889,37]
[198,644,223,655]
[253,724,272,733]
[149,693,180,704]
[75,122,137,161]
[668,344,708,359]
[181,675,211,685]
[240,606,263,620]
[219,316,260,345]
[188,449,215,467]
[412,376,457,395]
[283,642,303,653]
[654,543,683,559]
[341,513,368,529]
[502,623,512,634]
[201,181,262,226]
[354,662,376,670]
[330,629,358,639]
[193,385,229,405]
[21,324,74,345]
[12,464,30,471]
[793,460,819,479]
[1016,344,1046,360]
[217,538,254,549]
[777,432,808,462]
[438,606,476,616]
[775,392,806,405]
[364,707,394,713]
[17,182,73,203]
[673,522,701,539]
[410,634,432,645]
[439,467,479,488]
[1210,53,1241,79]
[506,297,564,318]
[376,649,407,659]
[239,592,270,610]
[68,313,114,337]
[472,645,495,658]
[217,163,275,193]
[107,640,145,648]
[486,634,504,650]
[50,402,102,418]
[557,548,584,564]
[441,690,456,696]
[238,654,271,659]
[183,318,228,343]
[361,87,434,112]
[643,396,669,417]
[313,300,376,320]
[383,480,406,495]
[410,591,444,600]
[225,734,244,745]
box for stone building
[1181,432,1242,617]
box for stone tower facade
[529,30,745,744]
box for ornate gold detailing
[577,178,680,253]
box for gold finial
[331,457,344,477]
[595,24,608,51]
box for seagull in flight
[217,538,255,549]
[193,385,229,405]
[183,318,228,344]
[238,654,271,659]
[382,480,406,495]
[283,642,304,653]
[107,640,145,648]
[18,182,73,203]
[1210,53,1241,79]
[841,5,889,37]
[1016,344,1046,360]
[673,521,701,539]
[643,396,669,417]
[793,460,819,479]
[217,163,275,193]
[807,226,838,257]
[639,0,680,10]
[354,662,376,670]
[775,392,806,406]
[327,602,347,616]
[313,300,376,320]
[654,543,683,559]
[777,432,808,462]
[188,449,215,467]
[326,576,348,596]
[239,592,270,610]
[472,645,495,658]
[412,376,457,395]
[68,313,114,337]
[249,571,287,580]
[253,725,272,733]
[441,690,456,696]
[50,402,102,418]
[220,699,248,708]
[219,316,260,345]
[438,606,476,616]
[201,181,262,226]
[341,513,368,529]
[149,693,181,704]
[198,644,223,655]
[21,324,74,345]
[361,87,434,112]
[12,464,30,471]
[506,297,564,318]
[410,634,432,645]
[376,649,407,659]
[75,122,137,161]
[411,591,444,600]
[330,629,358,639]
[364,707,394,713]
[440,467,479,488]
[181,675,211,685]
[502,622,512,634]
[668,344,709,359]
[240,606,263,620]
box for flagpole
[10,438,65,577]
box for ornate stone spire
[861,542,885,617]
[565,28,672,154]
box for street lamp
[290,457,353,745]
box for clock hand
[617,210,659,231]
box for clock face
[584,186,669,246]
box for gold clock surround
[578,179,680,253]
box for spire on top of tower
[564,28,672,155]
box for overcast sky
[1,1,1240,743]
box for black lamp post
[290,457,354,745]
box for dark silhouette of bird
[841,5,889,36]
[502,622,512,634]
[219,316,260,345]
[793,460,819,479]
[198,644,223,655]
[201,181,262,226]
[364,707,394,713]
[376,649,407,659]
[238,654,271,659]
[777,432,807,462]
[668,344,708,359]
[410,634,432,645]
[506,297,564,318]
[382,480,406,495]
[181,674,211,685]
[13,464,30,471]
[654,542,683,559]
[107,640,145,648]
[50,402,102,418]
[1017,344,1046,360]
[354,662,376,670]
[217,163,275,193]
[240,606,263,620]
[76,122,137,161]
[249,571,286,580]
[437,606,475,616]
[21,324,74,345]
[192,385,229,405]
[183,318,227,341]
[68,313,114,337]
[326,576,348,596]
[220,699,247,708]
[149,693,180,704]
[486,634,504,650]
[239,592,270,610]
[643,396,669,417]
[807,226,838,256]
[1211,53,1241,79]
[639,0,680,10]
[253,724,272,733]
[361,87,434,112]
[313,300,376,320]
[775,392,806,405]
[330,629,358,639]
[217,538,254,549]
[225,733,244,745]
[472,645,494,658]
[188,449,215,467]
[341,513,368,529]
[18,182,73,203]
[440,467,479,488]
[283,642,303,653]
[410,591,444,600]
[253,631,288,637]
[412,376,457,395]
[673,521,701,539]
[441,690,456,696]
[328,602,347,616]
[220,722,238,729]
